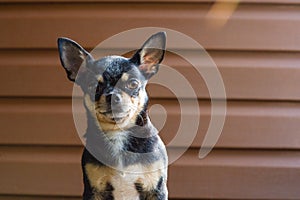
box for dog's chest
[85,162,164,200]
[111,172,140,200]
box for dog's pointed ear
[57,37,92,82]
[130,32,166,79]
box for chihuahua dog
[58,32,168,200]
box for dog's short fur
[58,32,168,200]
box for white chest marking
[112,162,164,200]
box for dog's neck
[84,106,160,167]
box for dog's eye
[127,79,140,90]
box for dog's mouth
[98,109,131,123]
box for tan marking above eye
[121,73,129,82]
[97,75,104,83]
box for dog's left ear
[131,32,166,79]
[57,37,92,82]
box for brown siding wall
[1,0,300,199]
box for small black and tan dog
[57,32,168,200]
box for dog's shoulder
[82,123,168,200]
[82,147,167,200]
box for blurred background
[1,0,300,199]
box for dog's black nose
[106,93,122,105]
[112,93,122,104]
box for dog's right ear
[57,38,91,82]
[130,32,166,80]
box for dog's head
[58,32,166,131]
